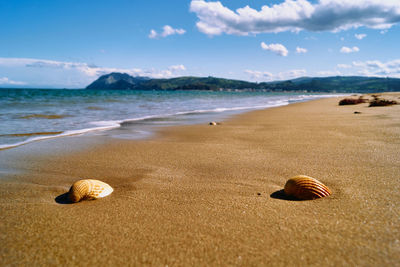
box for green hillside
[86,73,400,93]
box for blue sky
[1,0,400,88]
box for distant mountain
[86,73,151,90]
[86,73,400,93]
[87,73,255,91]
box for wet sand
[0,131,63,138]
[1,94,399,266]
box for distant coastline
[84,73,400,93]
[2,74,400,93]
[0,89,340,150]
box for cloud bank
[0,57,187,87]
[0,77,26,85]
[261,42,288,56]
[149,25,186,39]
[190,0,400,36]
[0,58,186,79]
[351,59,400,77]
[247,59,400,81]
[337,64,351,69]
[335,59,400,78]
[317,70,341,76]
[245,69,306,81]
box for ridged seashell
[209,121,217,125]
[68,179,113,203]
[284,175,331,200]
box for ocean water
[0,89,342,150]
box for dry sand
[1,94,399,266]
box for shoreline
[1,94,399,265]
[0,94,342,176]
[0,92,345,151]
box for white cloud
[148,65,187,79]
[190,0,400,36]
[296,46,307,53]
[0,57,104,76]
[282,69,307,80]
[317,70,341,76]
[355,33,367,40]
[245,69,306,81]
[340,46,360,53]
[0,57,188,87]
[0,57,187,79]
[148,25,186,39]
[351,59,400,77]
[0,77,26,85]
[337,63,351,68]
[334,59,400,78]
[148,29,158,39]
[261,42,288,56]
[245,70,273,80]
[168,64,186,71]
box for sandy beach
[1,94,399,266]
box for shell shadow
[55,192,74,204]
[270,189,301,201]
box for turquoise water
[0,89,342,149]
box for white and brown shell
[68,179,113,203]
[284,175,331,200]
[209,121,217,125]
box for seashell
[68,179,113,203]
[209,121,217,125]
[284,175,331,200]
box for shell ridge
[68,179,113,203]
[284,175,331,200]
[299,184,330,195]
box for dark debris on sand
[338,97,368,106]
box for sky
[1,0,400,88]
